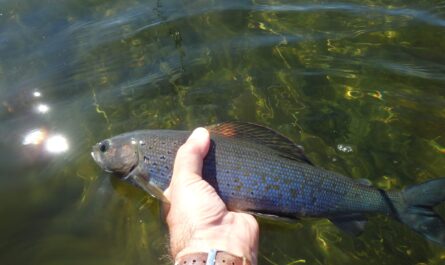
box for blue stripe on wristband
[205,249,218,265]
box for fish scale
[92,122,445,245]
[137,131,388,218]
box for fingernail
[189,127,208,141]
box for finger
[170,127,210,186]
[163,186,171,201]
[162,186,172,219]
[161,201,171,220]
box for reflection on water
[35,103,50,114]
[1,0,445,264]
[22,129,46,146]
[22,98,69,155]
[44,135,69,154]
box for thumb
[168,127,210,189]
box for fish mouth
[91,151,97,162]
[90,150,102,166]
[90,148,113,173]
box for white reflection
[45,135,69,153]
[36,104,50,113]
[22,129,46,145]
[337,144,353,153]
[33,91,41,97]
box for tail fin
[396,178,445,246]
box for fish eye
[99,141,110,152]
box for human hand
[163,127,259,265]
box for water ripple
[371,60,445,80]
[252,2,445,27]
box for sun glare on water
[36,104,50,113]
[23,129,69,154]
[45,135,69,153]
[22,129,46,145]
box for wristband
[175,249,250,265]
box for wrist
[171,221,258,265]
[175,249,251,265]
[176,247,255,265]
[176,239,249,261]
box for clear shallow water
[1,0,445,264]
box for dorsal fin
[206,122,313,165]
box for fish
[91,122,445,245]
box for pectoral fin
[122,161,169,203]
[132,175,169,202]
[330,215,368,236]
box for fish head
[91,134,140,177]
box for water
[1,0,445,264]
